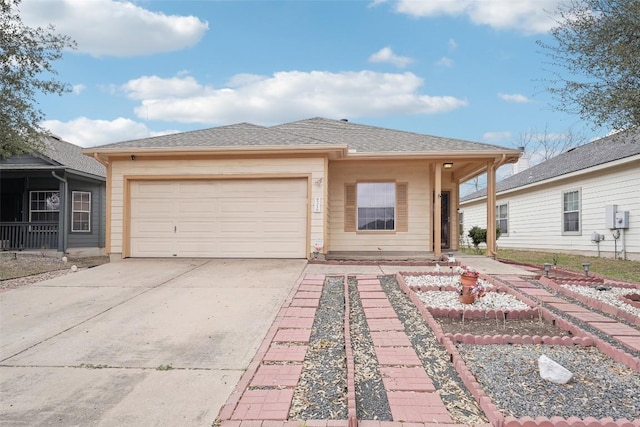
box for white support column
[434,162,442,257]
[486,160,497,258]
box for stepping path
[499,275,640,354]
[355,275,454,424]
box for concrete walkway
[0,259,307,427]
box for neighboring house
[0,136,107,256]
[83,117,521,260]
[460,129,640,261]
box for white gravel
[417,290,531,311]
[561,284,640,318]
[404,274,530,311]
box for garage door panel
[130,179,307,258]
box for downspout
[51,171,68,253]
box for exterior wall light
[443,162,453,169]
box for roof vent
[340,118,348,122]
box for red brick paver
[263,345,308,362]
[250,364,303,387]
[375,347,422,366]
[273,328,312,343]
[232,389,295,420]
[370,331,412,347]
[386,391,453,423]
[379,367,435,392]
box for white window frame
[29,191,60,223]
[562,188,581,235]
[72,191,91,232]
[357,182,396,231]
[496,203,508,236]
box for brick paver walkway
[218,271,640,427]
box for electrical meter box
[605,205,617,229]
[615,211,630,229]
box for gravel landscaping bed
[561,284,640,318]
[348,277,392,420]
[290,276,347,420]
[458,344,640,420]
[380,276,487,425]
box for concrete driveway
[0,258,307,426]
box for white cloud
[71,84,86,95]
[498,92,532,103]
[436,56,454,67]
[482,131,512,143]
[121,71,467,125]
[43,117,178,147]
[393,0,561,34]
[20,0,208,57]
[369,47,414,68]
[448,38,458,50]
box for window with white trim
[357,183,396,230]
[29,191,60,222]
[72,191,91,232]
[562,189,580,234]
[496,203,508,235]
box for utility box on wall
[615,211,630,229]
[605,205,618,229]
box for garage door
[129,179,307,258]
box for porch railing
[0,222,59,251]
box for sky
[19,0,606,191]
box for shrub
[468,226,501,253]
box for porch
[0,222,59,251]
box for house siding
[460,160,640,260]
[66,178,104,249]
[108,156,325,257]
[328,160,433,252]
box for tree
[467,226,501,254]
[515,124,588,164]
[1,0,76,158]
[538,0,640,132]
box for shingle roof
[95,123,331,149]
[91,117,518,154]
[1,137,106,178]
[43,136,106,178]
[461,129,640,202]
[273,118,513,153]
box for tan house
[83,118,521,260]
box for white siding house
[459,130,640,261]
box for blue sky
[21,0,603,177]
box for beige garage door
[130,179,308,258]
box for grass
[0,254,110,280]
[494,248,640,283]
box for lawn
[495,248,640,283]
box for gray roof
[0,136,106,179]
[95,122,331,149]
[461,129,640,202]
[43,136,106,178]
[92,117,517,154]
[273,117,515,153]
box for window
[29,191,60,222]
[459,211,464,238]
[344,182,408,232]
[357,183,395,230]
[496,203,508,235]
[562,189,581,234]
[72,191,91,232]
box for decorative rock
[70,265,78,272]
[61,256,68,263]
[538,354,573,384]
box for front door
[441,191,450,249]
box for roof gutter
[51,171,68,253]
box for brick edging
[215,272,312,422]
[395,272,640,427]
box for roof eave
[83,144,350,161]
